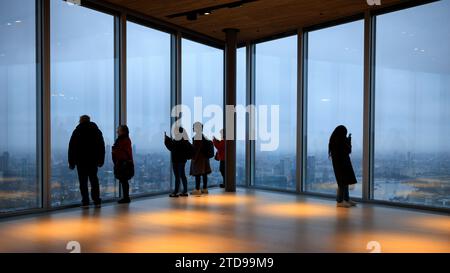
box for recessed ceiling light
[15,20,22,23]
[6,23,12,26]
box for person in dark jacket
[213,129,225,188]
[112,125,134,204]
[164,126,190,198]
[190,122,212,196]
[329,125,358,208]
[68,115,105,209]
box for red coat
[112,136,133,165]
[213,138,225,161]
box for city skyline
[1,0,449,213]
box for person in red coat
[213,129,225,188]
[112,125,134,204]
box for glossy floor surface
[0,189,449,253]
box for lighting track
[166,0,258,21]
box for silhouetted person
[68,115,105,208]
[329,125,358,208]
[164,126,191,198]
[213,129,225,188]
[112,125,134,204]
[190,122,214,196]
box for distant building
[306,155,316,183]
[0,152,10,172]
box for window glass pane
[236,47,246,186]
[254,36,297,190]
[374,1,450,208]
[305,20,364,197]
[181,39,223,187]
[0,0,39,212]
[51,0,116,206]
[127,21,171,194]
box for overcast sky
[0,0,449,156]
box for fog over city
[0,0,449,212]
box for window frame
[2,0,448,218]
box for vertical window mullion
[36,0,51,209]
[363,12,375,201]
[246,43,255,187]
[296,29,305,194]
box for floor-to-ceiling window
[305,20,364,197]
[50,0,116,206]
[373,0,450,208]
[181,39,224,187]
[127,21,171,194]
[0,0,39,213]
[254,36,297,190]
[236,47,246,186]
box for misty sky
[0,0,449,159]
[127,21,171,154]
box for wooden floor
[0,189,449,253]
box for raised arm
[164,135,173,151]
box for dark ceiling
[103,0,404,44]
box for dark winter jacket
[164,135,191,163]
[68,122,105,168]
[330,138,357,187]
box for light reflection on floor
[0,189,448,253]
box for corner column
[223,28,239,192]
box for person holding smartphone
[328,125,358,208]
[164,127,191,198]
